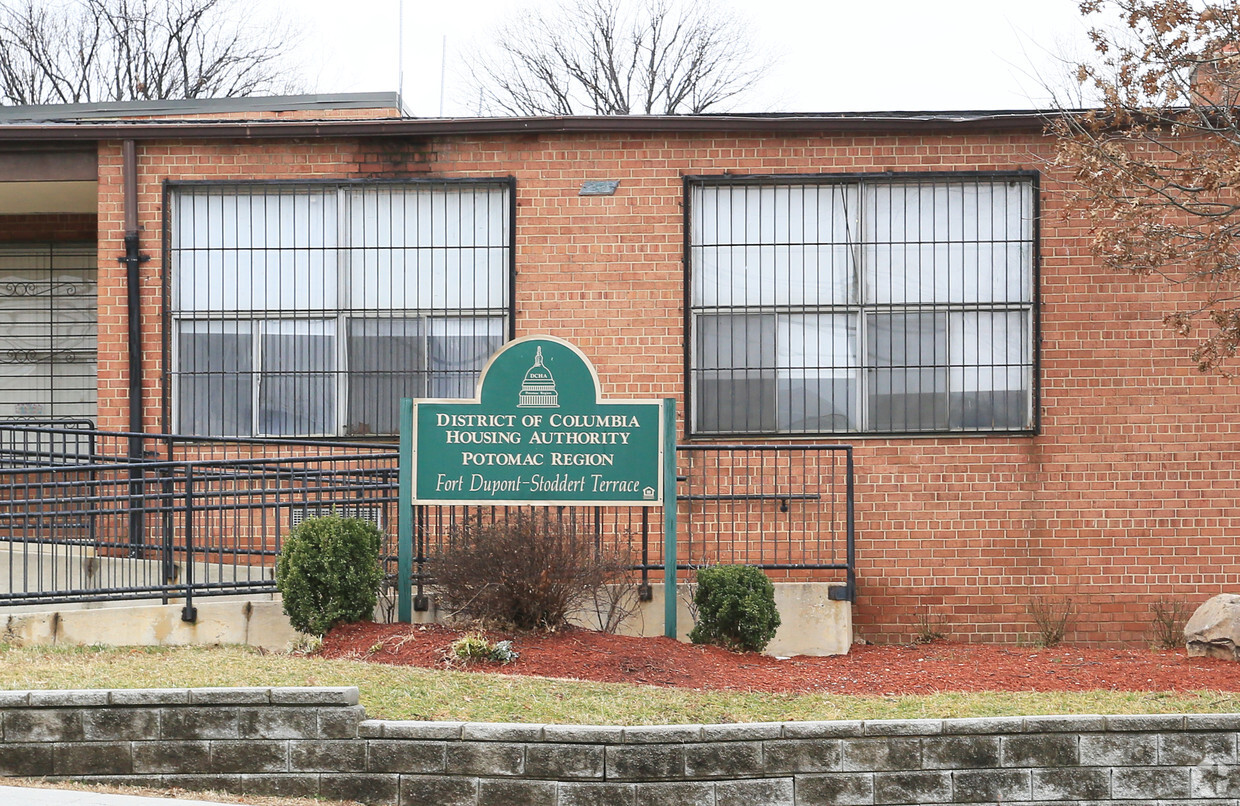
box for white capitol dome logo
[516,346,559,408]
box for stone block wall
[4,687,1240,804]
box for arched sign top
[473,335,603,410]
[407,336,665,507]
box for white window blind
[169,181,512,437]
[689,174,1036,436]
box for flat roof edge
[0,110,1057,141]
[0,92,404,122]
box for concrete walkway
[0,786,238,805]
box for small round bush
[276,515,385,636]
[689,565,781,653]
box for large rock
[1185,594,1240,659]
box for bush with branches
[1148,596,1192,650]
[1026,595,1074,648]
[431,511,633,632]
[688,565,781,653]
[275,515,385,636]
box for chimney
[1190,44,1240,107]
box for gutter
[121,139,149,559]
[121,139,144,440]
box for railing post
[638,507,651,601]
[159,462,172,605]
[845,447,856,603]
[397,398,414,623]
[181,464,197,623]
[413,504,428,611]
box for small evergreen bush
[688,565,781,653]
[276,514,385,636]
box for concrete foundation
[0,599,299,651]
[0,567,851,656]
[607,582,852,657]
[413,582,853,657]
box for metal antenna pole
[397,0,405,113]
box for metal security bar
[0,423,398,613]
[0,244,97,422]
[686,172,1038,437]
[164,179,515,438]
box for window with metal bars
[0,243,97,423]
[687,173,1037,437]
[166,180,513,437]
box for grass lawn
[1,643,1238,725]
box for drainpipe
[121,140,147,556]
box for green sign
[409,336,664,506]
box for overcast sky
[297,0,1098,117]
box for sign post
[662,398,677,639]
[397,336,674,632]
[397,398,413,624]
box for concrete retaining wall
[5,687,1240,804]
[1,600,300,651]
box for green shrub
[450,632,520,664]
[276,515,385,636]
[688,565,781,653]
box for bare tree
[1051,0,1240,373]
[0,0,301,105]
[467,0,769,116]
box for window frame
[683,170,1041,439]
[162,177,517,438]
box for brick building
[1,93,1235,645]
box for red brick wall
[92,129,1240,646]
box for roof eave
[0,111,1056,142]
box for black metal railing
[0,424,854,612]
[0,423,399,617]
[408,443,855,605]
[0,418,97,467]
[678,443,855,599]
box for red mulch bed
[319,622,1240,695]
